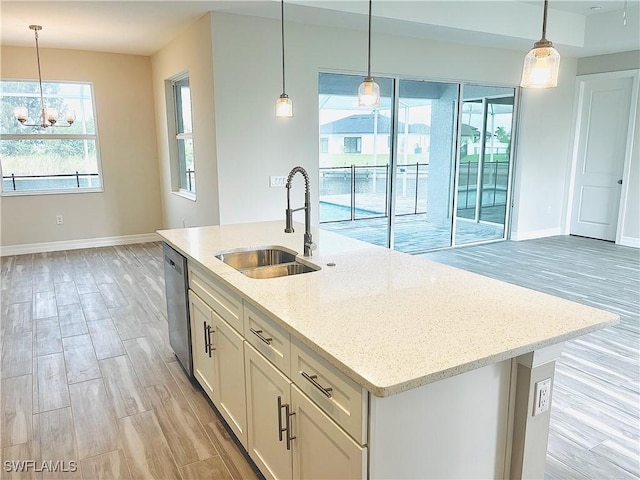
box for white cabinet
[189,290,215,398]
[245,343,292,480]
[189,290,247,448]
[212,310,248,448]
[292,384,366,480]
[245,343,366,480]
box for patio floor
[320,213,505,252]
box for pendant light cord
[281,0,286,94]
[367,0,372,77]
[541,0,548,41]
[34,28,46,125]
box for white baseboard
[0,233,161,256]
[619,236,640,248]
[510,228,562,241]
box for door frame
[564,69,640,245]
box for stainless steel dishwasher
[163,242,192,377]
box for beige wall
[0,46,162,248]
[151,13,220,229]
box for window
[0,81,102,195]
[344,137,361,154]
[171,75,195,194]
[320,137,329,154]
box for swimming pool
[319,201,384,222]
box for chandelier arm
[34,28,47,127]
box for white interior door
[570,75,634,241]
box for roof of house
[320,114,428,135]
[320,114,478,137]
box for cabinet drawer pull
[300,371,333,398]
[250,328,273,345]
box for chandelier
[14,25,75,128]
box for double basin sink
[215,247,320,279]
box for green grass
[320,153,429,168]
[461,154,510,163]
[1,155,98,175]
[319,153,509,168]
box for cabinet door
[292,385,367,480]
[213,312,248,448]
[189,290,215,399]
[245,343,292,480]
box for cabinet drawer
[291,337,367,445]
[188,263,243,333]
[244,302,291,377]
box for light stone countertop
[158,221,619,397]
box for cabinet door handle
[277,396,287,442]
[300,371,333,398]
[203,321,209,355]
[206,324,215,357]
[250,328,273,345]
[285,403,296,451]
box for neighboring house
[320,114,429,156]
[320,113,486,157]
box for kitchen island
[158,221,617,479]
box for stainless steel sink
[215,247,320,279]
[243,262,319,279]
[215,248,296,270]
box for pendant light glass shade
[358,0,380,107]
[521,0,560,89]
[358,76,381,107]
[521,42,560,88]
[276,0,293,118]
[276,93,293,118]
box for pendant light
[358,0,380,107]
[520,0,561,88]
[275,0,293,117]
[14,25,75,128]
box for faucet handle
[307,242,318,252]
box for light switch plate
[270,176,287,187]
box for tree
[495,126,510,144]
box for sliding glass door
[319,73,516,252]
[318,73,393,248]
[455,85,515,244]
[392,79,458,252]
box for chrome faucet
[285,166,315,257]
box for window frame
[344,136,362,154]
[168,73,195,199]
[0,79,103,197]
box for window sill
[1,187,104,197]
[172,190,196,202]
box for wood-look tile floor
[424,235,640,480]
[0,243,260,480]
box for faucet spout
[285,166,314,256]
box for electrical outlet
[56,215,64,225]
[270,176,287,187]
[533,378,552,416]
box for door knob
[618,179,623,185]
